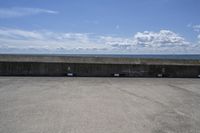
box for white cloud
[0,7,58,18]
[100,36,134,45]
[198,34,200,43]
[133,30,189,47]
[100,30,189,51]
[0,28,198,54]
[0,28,44,39]
[0,28,107,50]
[187,24,200,49]
[188,24,200,32]
[192,25,200,32]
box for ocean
[4,54,200,60]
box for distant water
[5,54,200,60]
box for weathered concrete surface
[0,77,200,133]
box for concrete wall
[1,54,200,66]
[0,62,200,78]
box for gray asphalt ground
[0,77,200,133]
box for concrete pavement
[0,77,200,133]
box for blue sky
[0,0,200,54]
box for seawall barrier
[0,54,200,78]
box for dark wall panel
[0,62,200,78]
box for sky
[0,0,200,54]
